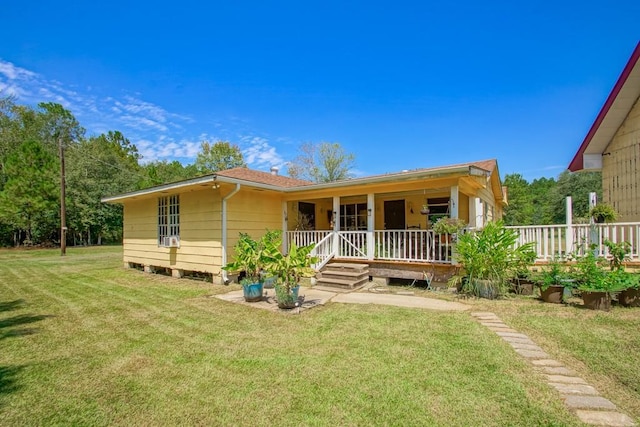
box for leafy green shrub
[455,221,535,298]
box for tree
[0,139,58,244]
[529,177,556,224]
[548,171,602,223]
[287,142,355,183]
[139,160,199,188]
[194,141,246,174]
[66,132,142,244]
[503,174,533,225]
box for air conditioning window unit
[163,236,180,248]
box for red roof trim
[568,42,640,172]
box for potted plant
[222,231,280,302]
[619,274,640,307]
[454,221,535,299]
[510,247,537,295]
[432,217,467,237]
[574,249,627,311]
[420,205,430,215]
[603,240,640,307]
[533,257,571,303]
[589,203,617,223]
[266,241,318,309]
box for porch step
[316,262,370,290]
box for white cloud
[0,58,286,170]
[0,60,36,80]
[241,136,285,170]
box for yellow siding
[122,188,222,276]
[226,189,283,260]
[603,97,640,221]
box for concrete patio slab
[331,292,470,311]
[215,287,337,313]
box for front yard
[0,246,637,425]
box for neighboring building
[102,159,505,283]
[569,42,640,221]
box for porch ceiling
[283,176,465,201]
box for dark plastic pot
[511,279,534,295]
[619,288,640,307]
[242,282,264,302]
[474,279,499,300]
[582,291,611,311]
[275,285,300,309]
[540,285,564,303]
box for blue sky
[1,1,638,181]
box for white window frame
[158,195,180,246]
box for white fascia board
[282,165,479,192]
[101,175,218,203]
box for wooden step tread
[320,270,369,278]
[316,277,369,288]
[325,263,369,271]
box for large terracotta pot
[582,291,611,311]
[242,282,264,302]
[619,288,640,307]
[540,285,564,304]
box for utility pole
[59,136,67,256]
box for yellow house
[102,159,505,284]
[569,41,640,221]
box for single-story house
[569,41,640,221]
[102,159,505,284]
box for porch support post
[282,201,288,254]
[367,193,375,260]
[450,185,459,219]
[332,196,340,256]
[469,197,477,227]
[565,196,573,256]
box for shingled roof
[215,167,313,188]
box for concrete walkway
[216,286,470,313]
[332,292,470,311]
[471,312,637,427]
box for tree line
[502,171,602,226]
[0,97,250,247]
[0,97,357,248]
[0,96,601,248]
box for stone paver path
[471,312,636,427]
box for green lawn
[0,247,606,426]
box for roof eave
[569,42,640,172]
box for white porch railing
[284,229,453,265]
[287,230,332,248]
[507,222,640,261]
[310,232,335,270]
[285,222,640,267]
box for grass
[0,247,608,426]
[401,282,640,424]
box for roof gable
[569,42,640,171]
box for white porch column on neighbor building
[469,197,484,228]
[367,193,375,260]
[282,201,288,254]
[333,196,340,255]
[450,185,459,219]
[469,197,477,227]
[565,196,573,256]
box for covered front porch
[282,180,496,269]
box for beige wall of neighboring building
[602,98,640,222]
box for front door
[384,200,406,229]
